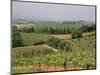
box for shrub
[46,37,61,48]
[81,25,96,32]
[81,25,90,32]
[58,41,71,52]
[71,29,82,39]
[33,40,46,45]
[12,30,24,48]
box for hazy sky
[12,1,96,22]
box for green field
[20,33,53,45]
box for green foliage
[12,35,96,67]
[81,25,96,32]
[70,36,96,51]
[12,26,24,48]
[71,29,82,38]
[33,40,46,45]
[16,22,95,35]
[58,41,71,51]
[46,38,71,51]
[12,49,96,69]
[46,37,61,48]
[12,22,96,73]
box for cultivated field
[12,22,96,74]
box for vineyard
[12,50,95,73]
[12,22,96,73]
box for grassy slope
[21,32,95,45]
[20,32,53,45]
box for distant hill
[12,15,95,24]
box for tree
[81,25,96,32]
[71,29,82,39]
[46,37,61,48]
[12,26,24,47]
[81,25,90,32]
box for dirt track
[13,44,58,52]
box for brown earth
[12,64,81,73]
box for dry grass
[15,23,34,29]
[51,34,72,40]
[82,32,95,37]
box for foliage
[12,22,96,73]
[58,40,72,51]
[20,33,52,46]
[12,26,24,47]
[33,40,46,45]
[16,23,95,34]
[12,50,96,69]
[46,37,61,48]
[71,29,82,38]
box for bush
[81,25,96,32]
[81,25,90,32]
[33,40,46,45]
[12,27,24,48]
[46,37,61,48]
[46,37,71,51]
[71,29,82,39]
[58,41,71,51]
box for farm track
[13,44,58,52]
[42,44,58,52]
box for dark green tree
[12,26,24,47]
[71,29,82,39]
[46,37,61,48]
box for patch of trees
[12,26,24,48]
[71,25,96,39]
[46,37,71,51]
[46,37,61,48]
[18,24,96,35]
[81,24,96,32]
[71,29,82,39]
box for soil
[13,64,81,73]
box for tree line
[18,24,96,34]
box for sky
[12,1,96,22]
